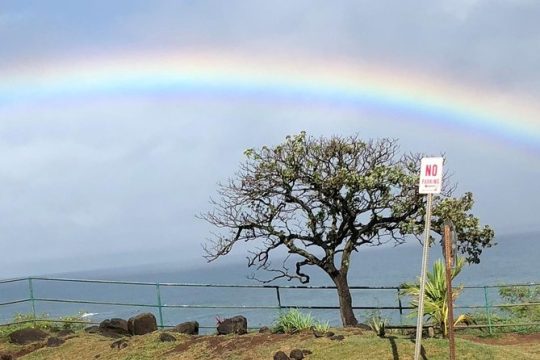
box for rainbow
[2,50,540,152]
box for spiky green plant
[367,312,387,337]
[400,257,469,337]
[272,308,329,333]
[312,320,330,333]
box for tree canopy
[202,132,494,326]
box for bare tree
[201,133,494,326]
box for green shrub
[466,310,540,335]
[499,285,540,321]
[466,284,540,335]
[0,312,89,338]
[474,285,540,334]
[272,309,329,333]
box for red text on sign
[425,164,438,177]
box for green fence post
[397,288,403,328]
[28,277,36,327]
[275,286,282,309]
[483,286,493,335]
[156,283,164,329]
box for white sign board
[419,157,443,194]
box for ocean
[1,232,538,333]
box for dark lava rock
[110,339,129,349]
[0,352,13,360]
[47,337,65,347]
[217,315,247,335]
[127,313,157,335]
[258,326,271,333]
[330,335,345,341]
[290,349,304,359]
[273,351,290,360]
[85,326,100,334]
[100,318,129,335]
[159,332,176,342]
[8,328,48,345]
[85,323,125,339]
[56,329,75,337]
[172,321,199,335]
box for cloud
[439,0,483,20]
[2,0,539,99]
[83,0,538,98]
[1,0,539,276]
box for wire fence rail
[1,277,539,333]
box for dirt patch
[169,332,311,356]
[462,332,540,346]
[12,342,46,358]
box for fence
[1,277,539,333]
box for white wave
[81,312,99,318]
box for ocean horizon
[1,232,538,332]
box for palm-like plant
[400,257,468,337]
[367,312,387,337]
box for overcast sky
[1,0,539,277]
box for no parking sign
[419,157,443,194]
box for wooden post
[444,221,456,360]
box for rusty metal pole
[444,221,456,360]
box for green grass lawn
[2,328,540,360]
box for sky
[1,0,540,277]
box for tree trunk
[332,272,358,326]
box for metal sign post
[413,193,433,360]
[414,157,444,360]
